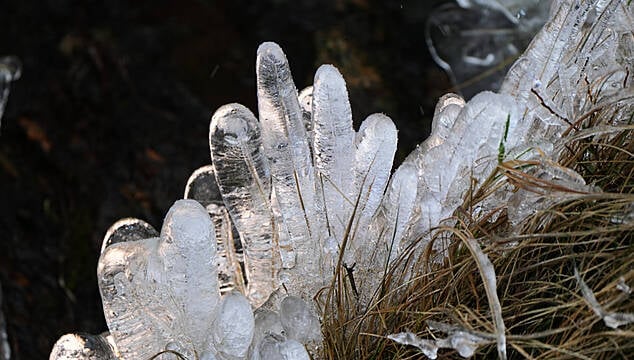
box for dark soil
[0,0,449,358]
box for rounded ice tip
[315,64,344,83]
[359,113,396,135]
[210,103,258,145]
[257,42,286,62]
[162,199,213,246]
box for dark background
[0,0,450,358]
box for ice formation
[0,56,21,129]
[0,55,20,360]
[50,0,632,358]
[426,0,552,98]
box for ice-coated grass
[318,86,634,360]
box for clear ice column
[210,103,279,307]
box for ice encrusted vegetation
[50,0,632,359]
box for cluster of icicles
[50,0,632,359]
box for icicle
[387,332,439,359]
[184,165,222,207]
[350,113,397,261]
[101,218,158,254]
[209,103,279,307]
[311,64,355,246]
[381,162,418,261]
[256,42,322,297]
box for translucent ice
[101,218,158,253]
[377,162,418,261]
[0,284,9,360]
[207,203,246,295]
[257,42,318,278]
[279,296,321,344]
[211,291,255,359]
[0,56,21,127]
[426,0,550,98]
[184,165,222,207]
[98,200,220,359]
[209,103,279,306]
[389,322,493,359]
[49,333,117,360]
[387,332,439,359]
[312,65,355,247]
[250,309,284,356]
[52,2,633,355]
[575,268,634,329]
[350,114,397,262]
[251,335,310,360]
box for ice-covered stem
[209,104,279,307]
[311,65,355,251]
[349,114,397,263]
[256,42,319,278]
[463,237,506,360]
[575,267,634,329]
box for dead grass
[318,86,633,359]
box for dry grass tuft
[318,90,633,359]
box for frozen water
[379,162,418,261]
[390,322,493,359]
[98,200,220,359]
[575,268,634,329]
[250,309,284,356]
[210,103,279,306]
[279,296,321,344]
[211,291,254,359]
[101,218,158,253]
[52,2,634,356]
[426,0,550,98]
[436,331,490,358]
[312,65,355,248]
[49,333,117,360]
[350,114,397,262]
[207,203,246,295]
[184,165,222,207]
[0,285,9,360]
[257,42,318,278]
[0,56,21,127]
[251,335,310,360]
[387,332,439,359]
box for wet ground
[0,0,450,358]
